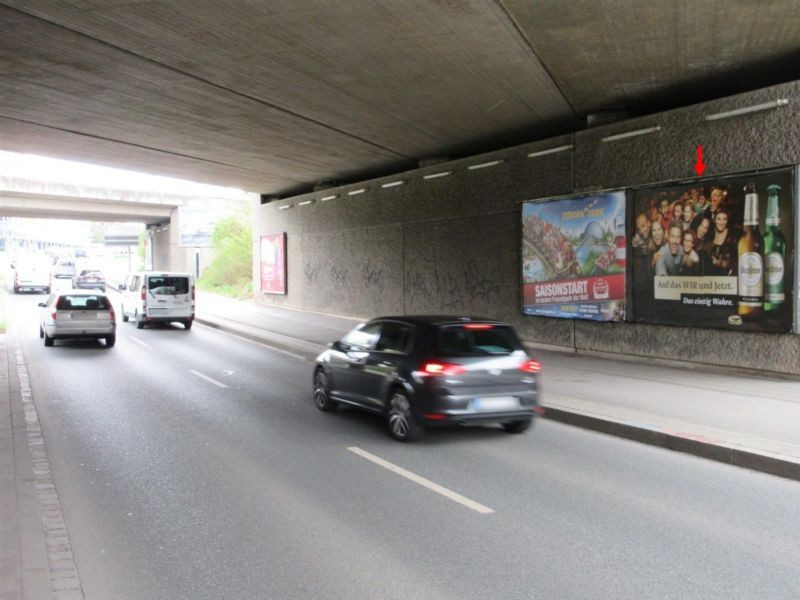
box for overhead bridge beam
[0,191,175,224]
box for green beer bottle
[764,184,787,314]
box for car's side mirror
[118,284,126,290]
[37,302,46,308]
[328,341,342,351]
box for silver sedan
[39,291,116,347]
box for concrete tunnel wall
[254,79,800,375]
[149,208,217,276]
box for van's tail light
[418,361,466,376]
[141,286,146,301]
[191,285,195,301]
[520,359,542,373]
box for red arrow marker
[694,145,706,176]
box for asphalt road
[10,283,800,599]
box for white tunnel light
[467,160,503,170]
[422,171,452,180]
[320,194,338,201]
[601,126,661,142]
[381,180,405,188]
[278,204,292,210]
[298,200,314,206]
[705,99,789,121]
[527,145,573,158]
[348,188,367,196]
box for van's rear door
[145,275,192,318]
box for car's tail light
[464,323,493,330]
[108,306,116,322]
[520,359,542,373]
[419,361,466,376]
[51,311,57,320]
[423,413,447,420]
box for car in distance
[39,291,116,347]
[10,256,51,294]
[119,271,195,330]
[54,258,77,279]
[72,269,106,292]
[313,316,543,441]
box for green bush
[198,206,252,297]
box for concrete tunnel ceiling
[2,1,800,197]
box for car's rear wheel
[121,304,129,322]
[13,286,19,294]
[313,370,337,412]
[135,311,144,329]
[39,326,44,339]
[105,334,116,348]
[44,333,54,347]
[502,419,533,434]
[387,390,423,442]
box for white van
[11,256,51,293]
[119,271,195,330]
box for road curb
[194,315,800,483]
[543,407,800,482]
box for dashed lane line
[188,369,229,388]
[347,446,494,514]
[129,336,149,348]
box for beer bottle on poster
[764,184,787,314]
[737,181,764,318]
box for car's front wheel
[502,419,533,434]
[313,370,338,412]
[387,390,423,442]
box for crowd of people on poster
[630,169,793,332]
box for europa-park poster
[522,191,627,321]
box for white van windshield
[148,276,190,296]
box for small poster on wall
[631,168,794,332]
[522,191,627,321]
[260,232,287,295]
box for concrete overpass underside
[0,192,173,224]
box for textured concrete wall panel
[301,225,404,318]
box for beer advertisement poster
[260,232,287,295]
[631,168,793,332]
[522,192,626,321]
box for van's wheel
[184,320,193,330]
[44,333,54,347]
[121,304,129,322]
[135,311,144,329]
[387,390,423,441]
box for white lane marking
[193,322,308,361]
[189,369,229,388]
[347,447,494,514]
[129,336,149,348]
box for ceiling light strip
[527,145,573,158]
[467,159,503,170]
[601,126,661,143]
[705,99,789,121]
[297,200,314,206]
[422,171,452,180]
[348,188,367,196]
[320,194,338,201]
[278,204,292,210]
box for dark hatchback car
[313,316,543,441]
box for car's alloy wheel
[313,371,337,412]
[387,391,422,441]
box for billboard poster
[631,168,794,332]
[522,191,626,321]
[260,232,286,295]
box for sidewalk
[195,291,800,482]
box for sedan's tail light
[520,359,542,373]
[51,311,57,320]
[418,361,467,376]
[108,306,116,322]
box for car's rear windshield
[435,324,523,356]
[56,295,111,310]
[79,270,103,277]
[147,276,189,295]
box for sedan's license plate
[471,396,519,412]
